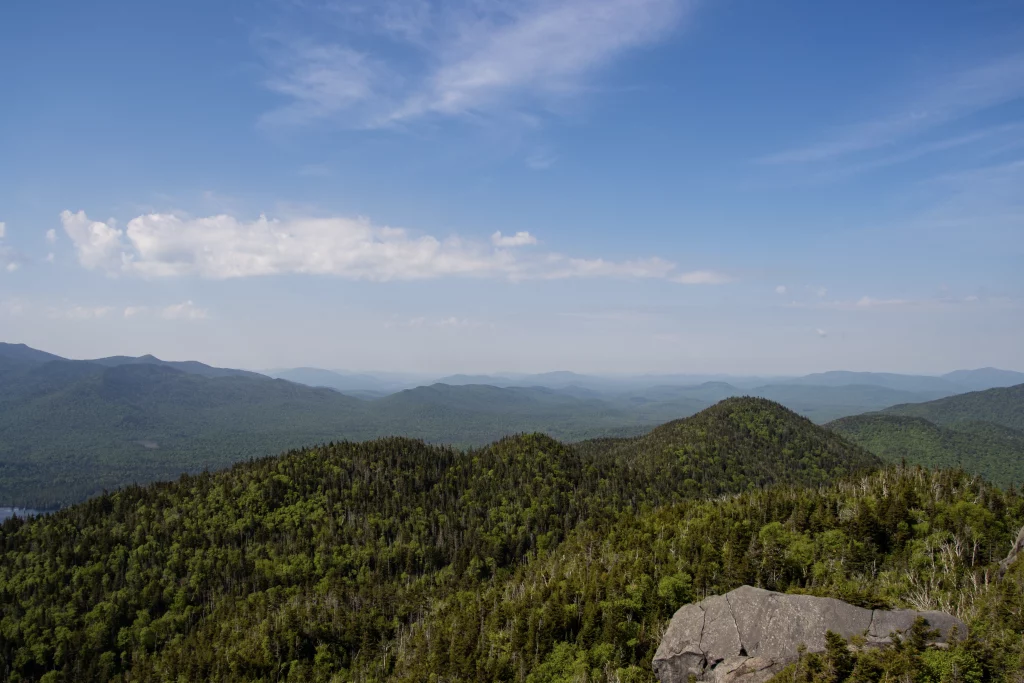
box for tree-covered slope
[387,468,1024,682]
[581,397,881,501]
[943,368,1024,392]
[0,342,64,364]
[89,354,265,379]
[829,414,1024,487]
[882,383,1024,432]
[0,400,884,681]
[0,360,377,506]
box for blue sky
[1,0,1022,374]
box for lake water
[0,507,50,522]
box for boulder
[1000,525,1024,575]
[653,586,966,683]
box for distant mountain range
[271,365,1024,396]
[2,341,1022,505]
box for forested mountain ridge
[0,399,887,681]
[831,384,1024,487]
[0,358,371,506]
[882,383,1024,431]
[578,397,880,501]
[0,347,884,508]
[2,341,1020,508]
[0,342,260,379]
[830,413,1024,487]
[0,342,64,364]
[0,403,1021,681]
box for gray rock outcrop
[653,586,966,683]
[1000,525,1024,575]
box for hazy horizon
[6,340,1024,379]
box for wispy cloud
[914,158,1024,240]
[386,315,486,329]
[260,0,692,127]
[670,270,732,285]
[491,230,537,247]
[259,40,393,127]
[59,209,729,285]
[759,53,1024,165]
[787,294,996,311]
[48,305,114,320]
[526,150,558,170]
[0,221,22,273]
[162,301,209,320]
[123,306,147,318]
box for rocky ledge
[652,586,966,683]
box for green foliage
[767,618,987,683]
[0,398,1021,682]
[830,414,1024,487]
[0,358,666,507]
[883,384,1024,432]
[0,399,880,681]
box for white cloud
[670,270,732,285]
[386,315,481,329]
[436,316,472,328]
[760,53,1024,165]
[45,228,57,244]
[58,209,728,285]
[543,256,676,280]
[60,210,127,271]
[162,301,209,320]
[775,285,787,295]
[259,41,390,127]
[45,253,55,263]
[491,230,537,247]
[855,296,912,309]
[262,0,692,127]
[815,328,828,338]
[788,294,989,311]
[50,305,113,320]
[123,306,148,318]
[0,222,15,273]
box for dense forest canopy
[0,398,1022,682]
[881,384,1024,432]
[831,384,1024,488]
[830,414,1024,487]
